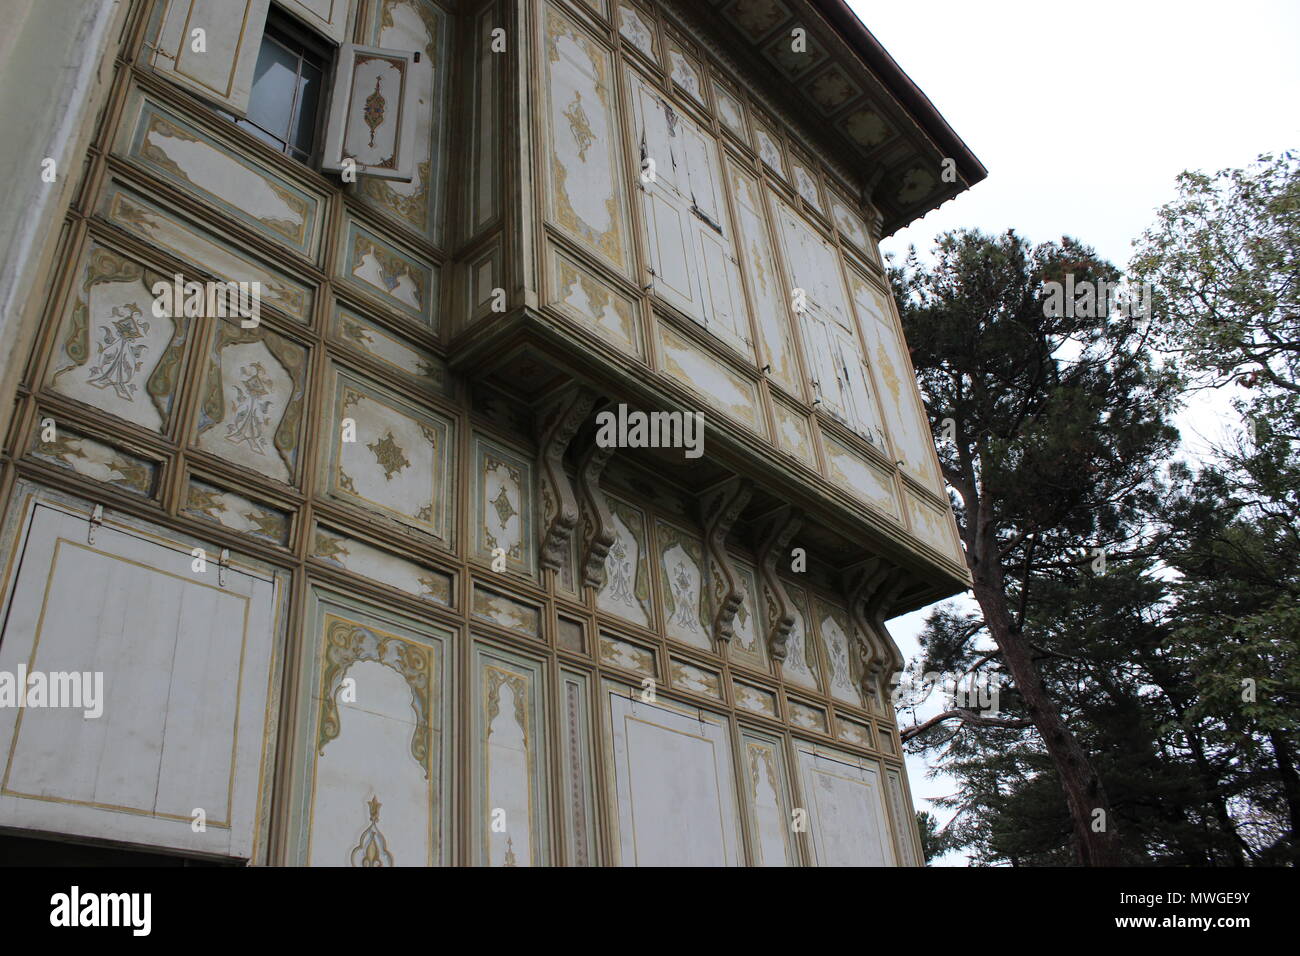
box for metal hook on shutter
[87,504,103,545]
[218,548,230,588]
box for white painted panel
[322,44,420,181]
[606,690,743,866]
[0,502,279,858]
[277,0,350,45]
[152,0,270,116]
[796,746,896,867]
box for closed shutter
[321,43,421,181]
[0,499,282,859]
[151,0,271,116]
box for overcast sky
[847,0,1300,864]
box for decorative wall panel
[669,657,722,699]
[194,319,308,485]
[617,3,656,59]
[30,426,157,497]
[837,715,874,749]
[603,686,744,865]
[560,670,598,865]
[471,643,550,866]
[337,217,438,331]
[596,496,653,627]
[45,241,188,434]
[811,596,862,708]
[733,680,778,718]
[726,556,766,670]
[772,400,816,469]
[312,524,453,606]
[598,632,657,678]
[657,324,763,434]
[547,247,642,357]
[544,3,631,275]
[794,744,896,867]
[287,590,451,866]
[821,433,900,520]
[183,478,290,546]
[99,181,314,323]
[121,96,323,259]
[655,518,711,651]
[322,367,454,543]
[885,767,921,867]
[472,584,541,638]
[332,305,451,396]
[739,729,799,866]
[788,698,828,733]
[776,580,820,691]
[713,80,746,140]
[906,488,963,565]
[0,495,283,860]
[472,436,535,577]
[468,6,501,235]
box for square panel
[472,435,535,576]
[321,367,454,543]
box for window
[234,14,329,164]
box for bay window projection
[629,72,751,358]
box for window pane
[245,38,299,142]
[292,59,322,153]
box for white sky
[848,0,1300,864]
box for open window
[150,0,419,181]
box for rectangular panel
[471,643,549,866]
[183,478,290,546]
[472,435,535,577]
[44,239,191,435]
[596,495,654,628]
[776,580,820,691]
[597,632,657,679]
[337,216,438,331]
[773,400,816,468]
[31,424,158,499]
[740,729,799,866]
[726,556,766,670]
[472,585,541,638]
[655,518,711,652]
[669,657,722,700]
[906,488,964,565]
[658,324,763,434]
[312,524,452,605]
[151,0,269,116]
[193,319,309,486]
[795,745,896,867]
[0,498,282,860]
[560,670,598,865]
[811,596,862,708]
[331,305,451,395]
[548,247,642,357]
[321,366,454,543]
[885,767,922,867]
[822,432,901,519]
[543,3,631,275]
[286,589,451,866]
[603,686,744,866]
[122,96,323,258]
[322,44,419,182]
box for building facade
[0,0,983,866]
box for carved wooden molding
[755,505,804,662]
[845,557,908,706]
[576,438,617,589]
[536,385,599,572]
[699,476,752,643]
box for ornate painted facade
[0,0,983,866]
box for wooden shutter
[634,81,700,317]
[151,0,270,116]
[321,43,420,181]
[277,0,351,45]
[0,500,282,859]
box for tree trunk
[970,551,1121,866]
[1268,729,1300,859]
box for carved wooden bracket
[755,505,804,662]
[699,476,752,643]
[536,386,599,572]
[576,438,617,589]
[845,557,908,706]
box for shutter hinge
[87,504,103,545]
[218,548,230,588]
